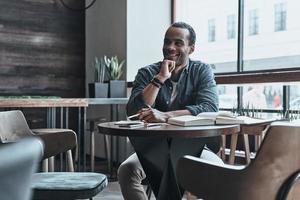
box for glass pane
[242,83,283,110]
[217,85,237,109]
[175,0,238,73]
[243,0,300,71]
[289,84,300,110]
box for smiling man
[118,22,219,200]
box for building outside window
[274,2,287,31]
[249,9,259,35]
[208,19,216,42]
[227,14,236,39]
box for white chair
[0,138,43,200]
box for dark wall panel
[0,0,85,97]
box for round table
[98,122,240,137]
[98,122,240,200]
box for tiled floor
[93,180,158,200]
[93,181,194,200]
[93,181,123,200]
[92,180,200,200]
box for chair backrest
[0,138,43,200]
[242,122,300,199]
[0,110,34,143]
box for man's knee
[118,156,145,184]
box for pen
[127,105,152,120]
[127,113,140,120]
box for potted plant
[88,57,108,98]
[104,56,126,98]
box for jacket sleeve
[126,68,153,116]
[185,64,219,115]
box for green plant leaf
[93,56,106,82]
[105,55,125,80]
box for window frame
[274,2,287,32]
[227,14,236,39]
[248,9,259,36]
[208,19,216,42]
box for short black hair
[171,22,196,45]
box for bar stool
[88,118,111,172]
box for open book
[167,111,245,126]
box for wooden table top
[98,122,240,138]
[87,98,128,105]
[0,98,88,107]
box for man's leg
[118,153,148,200]
[129,137,170,197]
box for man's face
[162,27,194,67]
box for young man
[118,22,219,200]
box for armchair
[0,110,76,171]
[177,122,300,200]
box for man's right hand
[156,60,175,82]
[138,107,169,123]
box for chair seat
[32,129,77,159]
[31,172,108,200]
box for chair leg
[74,145,78,171]
[90,130,95,172]
[66,150,74,172]
[242,134,251,164]
[49,156,55,172]
[104,135,111,173]
[42,159,48,172]
[219,135,226,161]
[229,133,238,165]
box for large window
[174,0,300,112]
[217,85,237,109]
[289,84,300,110]
[274,2,287,31]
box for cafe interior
[1,0,300,199]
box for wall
[0,0,85,97]
[85,0,171,160]
[86,0,171,85]
[85,0,127,95]
[127,0,171,82]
